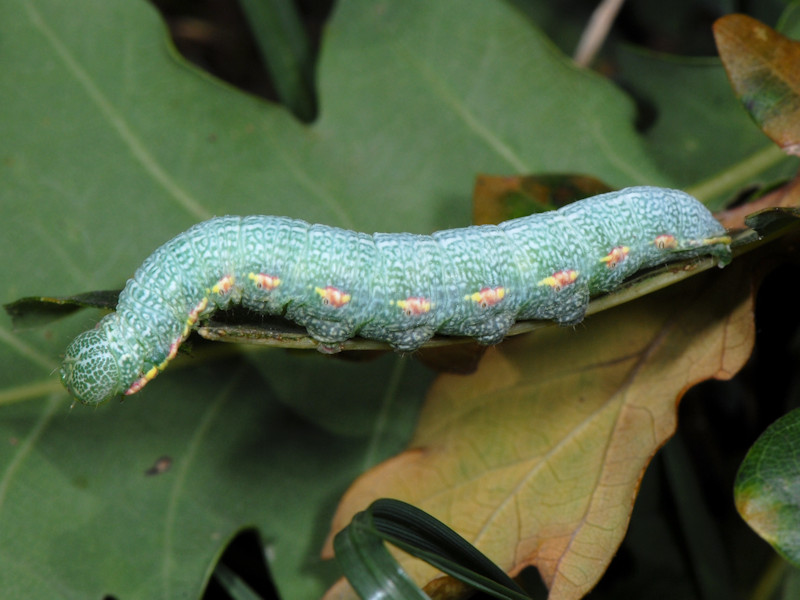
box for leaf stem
[686,145,790,208]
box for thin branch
[574,0,627,67]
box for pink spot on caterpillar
[315,286,351,308]
[654,234,678,249]
[600,246,630,268]
[538,270,578,290]
[248,272,281,290]
[188,298,208,322]
[212,275,235,295]
[164,338,181,363]
[394,296,432,316]
[465,287,506,308]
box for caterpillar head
[60,328,121,406]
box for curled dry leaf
[714,14,800,155]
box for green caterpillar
[60,186,731,405]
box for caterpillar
[60,186,732,405]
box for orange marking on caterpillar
[654,234,678,249]
[211,275,235,294]
[394,296,432,316]
[248,272,281,290]
[600,246,629,269]
[538,270,578,290]
[465,286,506,308]
[315,286,351,308]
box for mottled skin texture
[60,187,731,405]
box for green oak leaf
[735,407,800,566]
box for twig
[574,0,627,67]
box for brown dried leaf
[323,263,754,600]
[714,14,800,155]
[717,173,800,230]
[472,174,613,226]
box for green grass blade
[335,507,431,600]
[335,499,534,600]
